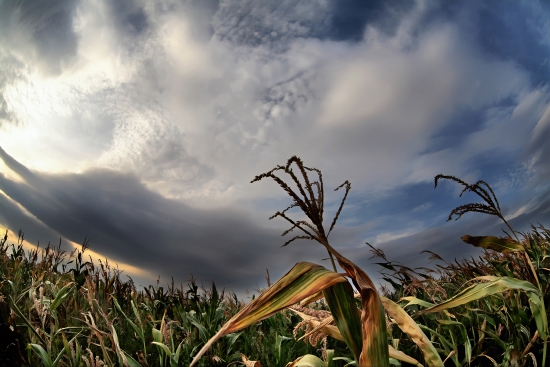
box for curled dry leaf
[241,354,262,367]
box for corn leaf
[328,250,389,367]
[299,291,324,306]
[461,235,524,252]
[400,296,435,309]
[190,262,348,366]
[526,291,548,340]
[417,276,538,315]
[28,344,54,367]
[388,345,423,367]
[381,296,443,367]
[323,281,363,360]
[291,308,422,367]
[416,276,547,339]
[113,298,143,340]
[436,320,471,365]
[50,282,74,312]
[286,354,327,367]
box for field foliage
[0,157,548,367]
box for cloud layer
[0,0,549,293]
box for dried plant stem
[252,156,351,273]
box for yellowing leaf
[285,354,326,367]
[291,307,422,367]
[328,249,389,367]
[190,262,347,366]
[388,345,423,367]
[416,276,547,340]
[381,296,443,367]
[461,235,524,252]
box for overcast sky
[1,0,549,296]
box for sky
[0,0,549,297]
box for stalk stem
[500,216,540,289]
[501,215,546,367]
[328,251,337,272]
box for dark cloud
[0,147,330,293]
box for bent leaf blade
[190,262,347,366]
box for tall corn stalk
[432,175,548,366]
[190,156,442,367]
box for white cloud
[372,227,421,246]
[0,0,547,211]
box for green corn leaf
[416,276,537,316]
[436,320,471,365]
[50,282,74,312]
[53,348,66,366]
[418,325,456,351]
[400,296,435,309]
[172,340,186,365]
[11,296,47,345]
[152,341,173,357]
[381,296,443,367]
[190,262,348,366]
[131,300,143,328]
[113,298,143,339]
[526,291,547,340]
[416,275,547,365]
[152,328,163,343]
[28,344,53,367]
[461,235,524,252]
[323,281,363,361]
[187,311,209,342]
[123,352,143,367]
[111,325,126,367]
[326,349,334,367]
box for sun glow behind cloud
[0,225,155,281]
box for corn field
[0,156,548,367]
